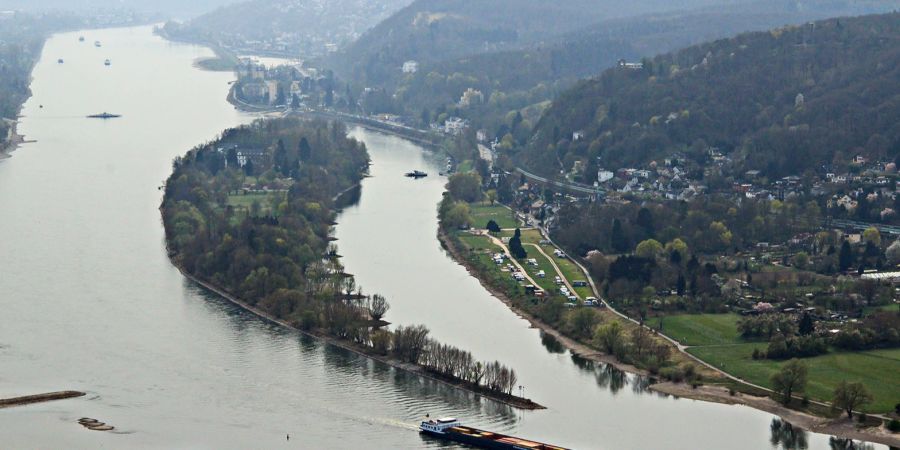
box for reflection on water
[771,418,809,449]
[540,332,566,354]
[828,437,877,450]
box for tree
[832,381,873,419]
[486,219,501,233]
[863,227,881,247]
[610,218,629,253]
[798,312,815,336]
[509,228,528,259]
[485,189,497,205]
[886,240,900,266]
[298,137,312,162]
[839,241,854,272]
[676,274,686,296]
[635,239,663,259]
[666,238,688,259]
[570,308,599,338]
[367,294,390,322]
[447,172,483,202]
[594,321,624,354]
[771,359,808,405]
[444,202,471,229]
[793,252,809,270]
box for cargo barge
[420,417,569,450]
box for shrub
[660,366,685,383]
[729,388,736,396]
[888,419,900,433]
[857,413,867,424]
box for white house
[402,60,419,74]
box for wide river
[0,26,883,449]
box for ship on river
[87,112,121,119]
[420,418,568,450]
[405,170,427,178]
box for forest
[522,12,900,179]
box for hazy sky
[0,0,243,19]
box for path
[525,243,580,300]
[478,232,542,289]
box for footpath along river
[0,25,884,449]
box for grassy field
[538,244,592,298]
[689,344,900,413]
[645,314,743,346]
[226,192,280,216]
[469,203,519,229]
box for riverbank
[438,228,900,446]
[171,262,544,411]
[0,391,85,408]
[652,382,900,447]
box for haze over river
[0,26,882,449]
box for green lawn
[457,233,497,251]
[226,192,279,214]
[539,244,592,298]
[469,203,519,229]
[646,314,743,346]
[689,345,900,413]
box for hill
[521,11,900,179]
[367,1,900,136]
[162,0,411,58]
[329,0,749,85]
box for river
[0,26,882,449]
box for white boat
[104,59,111,66]
[94,41,101,47]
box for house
[443,117,468,135]
[402,60,419,74]
[572,131,585,141]
[617,59,643,70]
[236,149,269,168]
[597,169,614,183]
[459,88,484,108]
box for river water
[0,26,882,449]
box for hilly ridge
[521,11,900,180]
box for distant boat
[104,59,111,66]
[87,112,121,119]
[79,36,85,42]
[58,58,64,64]
[405,170,428,178]
[94,41,101,47]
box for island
[161,117,542,410]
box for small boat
[420,418,568,450]
[79,36,85,42]
[87,112,121,119]
[94,41,101,47]
[58,58,64,64]
[405,170,428,178]
[104,59,111,66]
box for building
[444,117,468,135]
[236,149,269,168]
[402,60,419,74]
[459,88,484,108]
[617,59,644,70]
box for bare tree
[368,294,390,322]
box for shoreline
[170,260,544,411]
[437,229,900,447]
